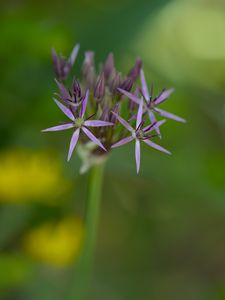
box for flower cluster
[42,44,185,173]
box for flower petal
[111,136,134,148]
[55,80,71,101]
[140,69,150,101]
[143,139,171,155]
[82,127,106,151]
[67,128,80,161]
[111,111,134,132]
[117,88,141,105]
[80,90,89,118]
[53,98,75,121]
[154,88,174,105]
[135,139,141,174]
[84,120,114,127]
[148,110,161,137]
[143,119,166,133]
[136,98,143,129]
[42,123,74,132]
[154,108,186,123]
[68,44,80,66]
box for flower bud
[104,53,115,80]
[128,57,143,81]
[119,77,133,92]
[110,72,122,94]
[82,51,96,88]
[94,73,105,100]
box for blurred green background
[1,0,225,299]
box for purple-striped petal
[68,44,80,66]
[148,110,161,137]
[111,111,134,132]
[140,69,150,101]
[111,136,134,148]
[143,119,166,133]
[154,108,186,123]
[154,88,174,105]
[143,139,171,155]
[135,139,141,174]
[84,120,114,127]
[82,127,106,151]
[117,88,141,105]
[42,123,74,132]
[55,80,71,101]
[52,48,60,76]
[80,90,89,118]
[67,129,80,161]
[136,98,143,129]
[53,98,75,121]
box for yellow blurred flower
[0,149,70,203]
[23,217,84,267]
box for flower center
[135,130,145,139]
[74,117,84,128]
[147,101,154,109]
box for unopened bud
[104,53,115,80]
[94,73,105,100]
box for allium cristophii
[42,44,186,173]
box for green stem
[69,162,105,300]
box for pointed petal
[55,80,71,101]
[140,69,150,101]
[148,110,161,137]
[80,90,89,118]
[52,48,60,76]
[82,127,106,151]
[136,98,143,129]
[143,139,171,155]
[129,113,137,122]
[111,136,134,148]
[42,123,74,132]
[53,98,75,121]
[68,44,80,66]
[135,139,141,174]
[111,111,134,132]
[143,119,166,133]
[154,88,174,105]
[67,129,80,161]
[117,88,141,105]
[84,120,114,127]
[154,108,186,123]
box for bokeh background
[1,0,225,299]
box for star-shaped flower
[111,99,171,173]
[42,90,114,161]
[118,69,186,136]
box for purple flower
[118,69,186,136]
[42,90,114,161]
[44,44,186,173]
[111,100,171,173]
[52,44,80,81]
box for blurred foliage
[0,0,225,299]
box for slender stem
[69,162,105,300]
